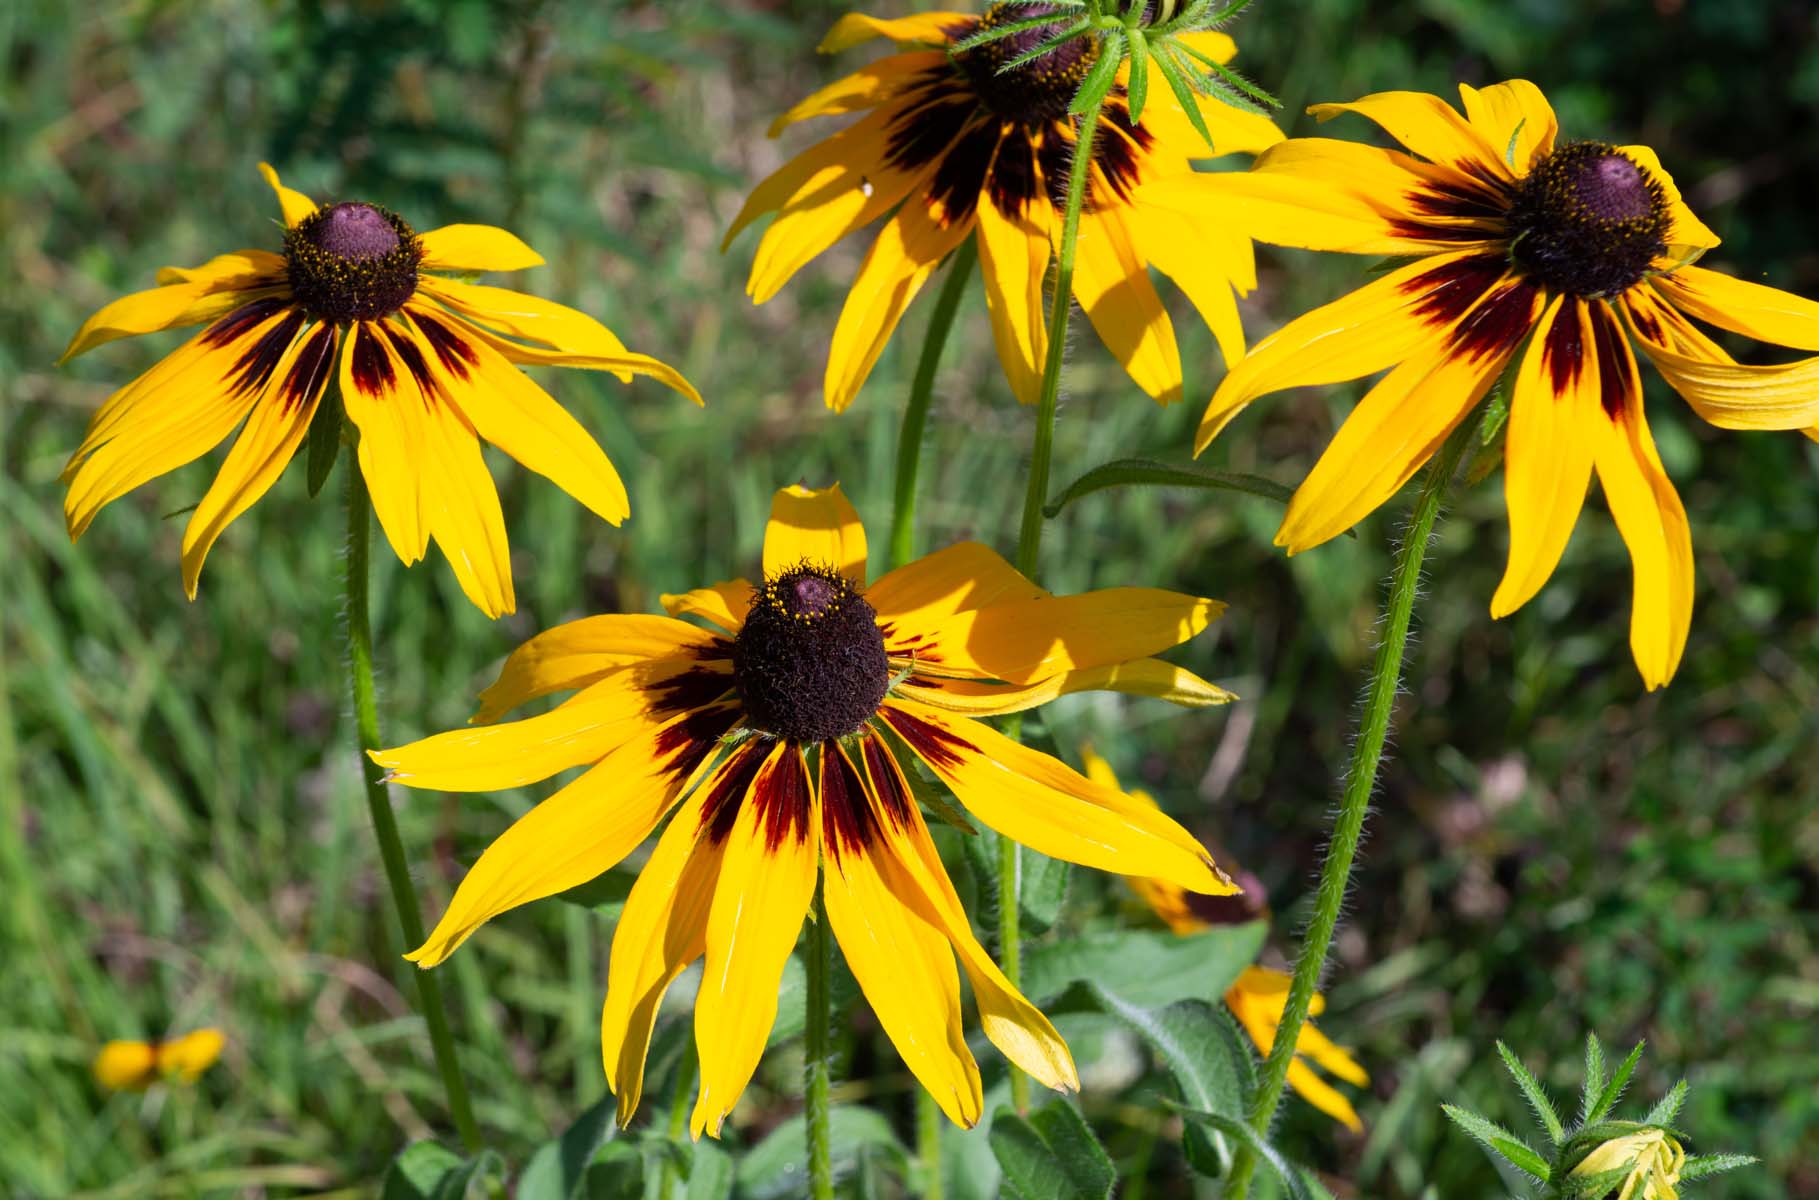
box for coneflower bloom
[726,7,1282,410]
[1155,80,1819,688]
[1083,747,1368,1130]
[60,164,699,617]
[377,483,1236,1135]
[93,1029,225,1091]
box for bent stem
[805,879,834,1200]
[344,461,483,1153]
[1225,417,1479,1198]
[890,239,977,570]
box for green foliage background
[3,0,1816,1195]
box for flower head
[93,1029,225,1091]
[725,8,1282,410]
[1159,80,1819,688]
[1571,1128,1685,1200]
[59,164,700,616]
[377,483,1236,1136]
[1083,747,1368,1130]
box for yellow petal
[418,224,545,274]
[154,1029,226,1083]
[662,580,755,635]
[416,385,516,618]
[340,321,430,565]
[692,745,820,1139]
[406,706,736,968]
[881,701,1232,894]
[897,657,1235,716]
[868,541,1045,633]
[1491,297,1598,617]
[1130,186,1252,369]
[762,482,868,583]
[257,162,317,228]
[769,51,944,137]
[821,742,983,1128]
[155,249,286,288]
[974,193,1051,405]
[181,322,338,597]
[817,11,965,52]
[60,278,268,364]
[93,1041,159,1090]
[1620,145,1719,254]
[1626,286,1819,430]
[1651,264,1819,352]
[472,614,725,723]
[1457,80,1558,174]
[1308,89,1507,180]
[1285,1059,1364,1131]
[1072,206,1181,406]
[825,197,974,411]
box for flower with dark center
[59,163,700,616]
[375,482,1238,1136]
[726,6,1284,410]
[1155,78,1819,690]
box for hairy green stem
[805,882,834,1200]
[890,239,976,570]
[917,1089,945,1200]
[344,463,483,1153]
[1226,419,1477,1197]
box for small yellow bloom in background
[379,483,1237,1138]
[1162,79,1819,689]
[93,1029,225,1091]
[1084,747,1368,1131]
[59,164,700,618]
[726,7,1282,411]
[1572,1128,1685,1200]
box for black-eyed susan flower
[377,483,1235,1136]
[1083,747,1368,1130]
[93,1028,224,1091]
[725,7,1282,410]
[59,164,699,617]
[1152,80,1819,688]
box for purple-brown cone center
[734,564,889,744]
[311,203,402,259]
[1507,141,1670,297]
[284,199,422,324]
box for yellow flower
[60,164,699,617]
[93,1029,225,1091]
[1156,80,1819,689]
[1083,747,1368,1130]
[726,8,1282,410]
[378,483,1236,1137]
[1572,1129,1685,1200]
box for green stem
[890,239,977,570]
[805,879,834,1200]
[1225,418,1478,1198]
[656,1041,698,1200]
[344,463,483,1153]
[917,1089,945,1200]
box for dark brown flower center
[1507,141,1669,297]
[285,201,422,324]
[732,564,889,744]
[955,2,1099,124]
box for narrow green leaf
[1496,1041,1564,1144]
[1679,1152,1758,1181]
[1580,1034,1606,1124]
[1169,1105,1313,1200]
[516,1095,616,1200]
[989,1101,1114,1200]
[1149,46,1213,147]
[1441,1104,1549,1180]
[1642,1080,1686,1126]
[1587,1042,1645,1123]
[1045,457,1294,517]
[305,388,344,497]
[949,8,1085,56]
[1070,33,1123,115]
[1125,30,1149,123]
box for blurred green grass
[4,0,1817,1195]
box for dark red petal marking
[386,324,438,398]
[1588,301,1636,419]
[699,736,770,844]
[226,308,306,397]
[878,706,972,772]
[415,312,479,380]
[1082,100,1154,208]
[1627,300,1664,347]
[1543,301,1587,396]
[202,297,288,348]
[281,323,338,414]
[1450,278,1540,363]
[349,325,396,396]
[859,731,914,830]
[987,127,1040,218]
[648,666,735,714]
[754,748,814,851]
[1403,255,1506,330]
[655,705,740,764]
[819,742,874,860]
[926,120,1002,227]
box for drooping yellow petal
[661,580,754,635]
[881,701,1231,894]
[1130,187,1252,369]
[418,224,545,274]
[692,745,820,1139]
[415,387,516,618]
[769,51,944,136]
[762,482,868,583]
[817,11,966,52]
[897,586,1221,684]
[868,541,1046,633]
[1620,145,1718,255]
[1276,277,1541,552]
[1651,265,1819,352]
[1492,296,1599,617]
[1457,80,1558,174]
[1226,967,1366,1131]
[180,322,338,596]
[825,195,976,411]
[1626,287,1819,431]
[405,706,735,968]
[974,193,1051,405]
[821,742,982,1128]
[257,162,317,228]
[340,321,431,565]
[472,614,724,723]
[1308,90,1507,180]
[897,656,1235,716]
[1072,205,1182,406]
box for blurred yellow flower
[1572,1128,1685,1200]
[60,163,699,617]
[1083,747,1368,1130]
[379,483,1236,1137]
[93,1029,224,1091]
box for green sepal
[1069,32,1124,115]
[1496,1039,1564,1144]
[1125,29,1150,122]
[1440,1104,1549,1180]
[305,386,345,498]
[1679,1152,1759,1181]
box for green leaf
[1149,45,1213,147]
[1580,1034,1606,1124]
[1125,30,1149,123]
[1017,848,1070,935]
[1586,1042,1644,1123]
[683,1140,735,1200]
[1023,923,1265,1007]
[988,1100,1114,1200]
[381,1142,464,1200]
[736,1106,907,1200]
[581,1141,644,1199]
[764,953,808,1048]
[1080,985,1253,1119]
[432,1150,505,1200]
[1496,1040,1564,1144]
[1044,457,1296,518]
[1440,1104,1549,1180]
[1642,1080,1686,1126]
[517,1094,616,1200]
[1679,1152,1758,1181]
[1169,1105,1314,1200]
[305,389,343,497]
[1069,33,1124,115]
